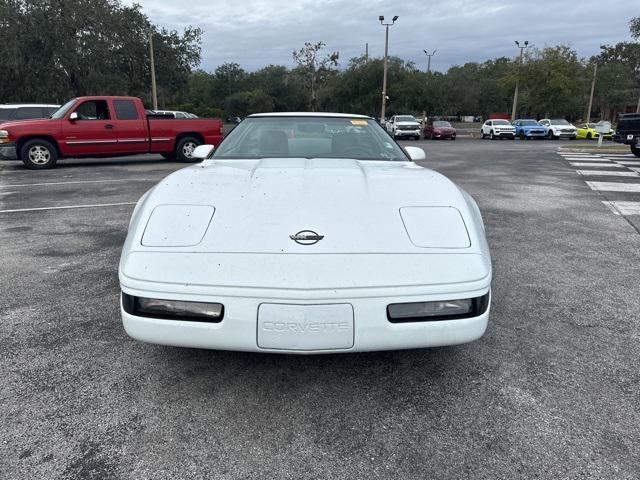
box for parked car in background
[0,104,60,123]
[386,115,421,140]
[0,96,223,169]
[424,120,457,140]
[576,122,614,140]
[613,113,640,157]
[512,119,548,140]
[481,119,515,140]
[539,119,577,140]
[153,110,198,119]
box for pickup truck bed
[0,96,223,169]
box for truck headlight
[0,130,9,144]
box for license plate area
[257,303,354,351]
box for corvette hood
[126,158,487,255]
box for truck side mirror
[69,112,79,121]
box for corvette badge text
[262,321,351,333]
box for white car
[386,115,422,140]
[538,119,577,139]
[119,112,492,354]
[481,119,516,140]
[153,110,198,119]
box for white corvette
[119,113,492,354]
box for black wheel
[20,139,58,169]
[509,135,515,140]
[451,136,456,141]
[547,131,555,140]
[481,132,486,139]
[175,136,202,162]
[586,132,592,139]
[490,130,495,140]
[631,145,640,158]
[519,131,525,140]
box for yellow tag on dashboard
[351,120,368,126]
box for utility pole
[423,49,437,73]
[510,40,528,122]
[365,43,369,62]
[379,15,398,123]
[148,24,158,111]
[586,62,597,123]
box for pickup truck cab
[613,113,640,157]
[0,96,223,169]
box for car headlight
[387,293,490,322]
[122,293,224,322]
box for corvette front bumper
[119,252,491,354]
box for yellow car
[576,123,614,140]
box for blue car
[513,119,548,140]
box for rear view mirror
[404,146,426,161]
[192,144,214,160]
[69,112,78,121]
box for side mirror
[69,112,79,121]
[405,146,426,161]
[192,144,214,160]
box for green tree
[292,41,339,111]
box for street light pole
[148,24,158,111]
[510,40,528,122]
[586,62,597,123]
[379,15,398,123]
[423,49,437,73]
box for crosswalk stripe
[602,201,640,215]
[586,181,640,192]
[570,162,623,167]
[575,170,639,177]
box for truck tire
[175,136,201,162]
[20,139,58,169]
[631,145,640,158]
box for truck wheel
[20,139,58,169]
[631,145,640,158]
[175,136,201,162]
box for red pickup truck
[0,96,223,169]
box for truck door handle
[105,124,114,129]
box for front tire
[586,132,592,139]
[490,130,495,140]
[519,131,525,140]
[547,131,555,140]
[20,139,58,169]
[631,145,640,158]
[175,136,202,162]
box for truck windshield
[51,99,77,119]
[213,116,410,161]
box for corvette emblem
[290,230,324,245]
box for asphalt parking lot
[1,138,639,479]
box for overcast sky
[129,0,636,72]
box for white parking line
[576,170,639,177]
[0,202,136,213]
[616,161,640,166]
[0,178,155,188]
[585,182,640,193]
[602,201,640,215]
[563,157,604,161]
[570,162,623,167]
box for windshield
[213,116,409,161]
[493,120,510,125]
[433,121,452,127]
[396,116,417,123]
[51,99,77,119]
[551,119,569,125]
[520,120,538,126]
